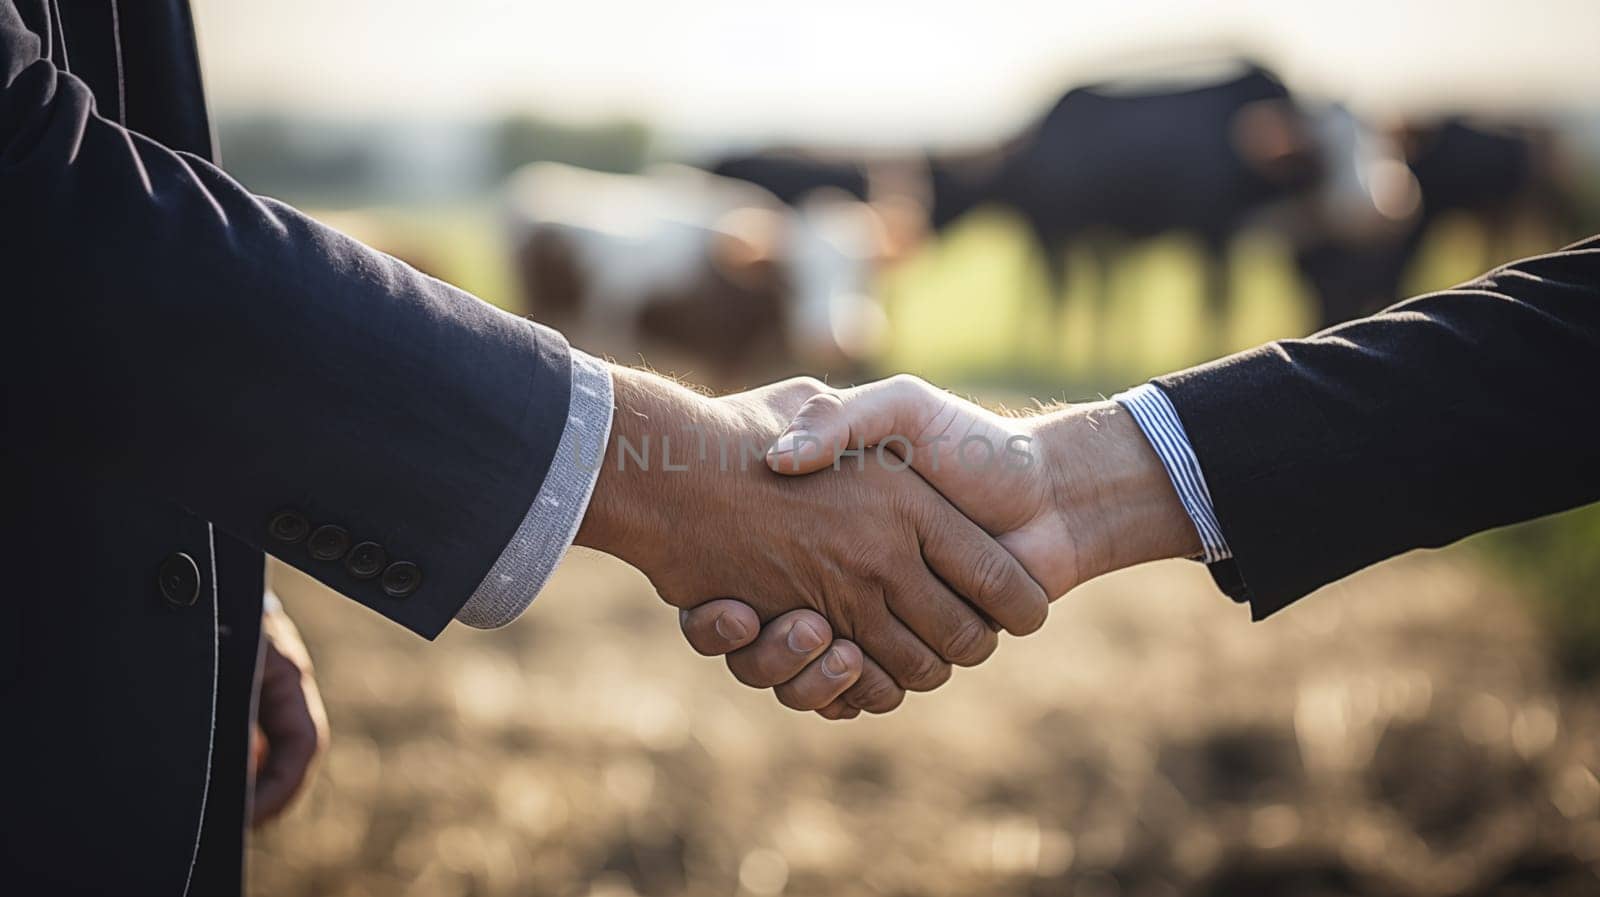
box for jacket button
[268,510,310,544]
[345,541,387,580]
[158,552,201,607]
[307,525,351,561]
[380,561,422,598]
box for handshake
[574,368,1203,719]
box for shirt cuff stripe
[456,346,614,628]
[1112,383,1233,565]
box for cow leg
[1085,239,1120,381]
[517,227,587,334]
[1046,241,1072,364]
[1023,230,1070,373]
[1201,237,1232,359]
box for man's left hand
[252,600,329,827]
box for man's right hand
[574,368,1049,713]
[764,374,1201,603]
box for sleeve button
[307,525,351,561]
[345,541,387,580]
[268,510,310,544]
[380,561,422,598]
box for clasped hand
[628,373,1202,719]
[574,370,1056,716]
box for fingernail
[714,613,748,642]
[787,619,823,653]
[768,429,808,458]
[821,647,850,678]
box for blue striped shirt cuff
[1112,383,1233,565]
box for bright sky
[193,0,1600,145]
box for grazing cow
[944,62,1353,360]
[1400,118,1575,256]
[1296,117,1578,326]
[504,163,889,387]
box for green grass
[878,212,1317,393]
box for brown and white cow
[504,162,889,387]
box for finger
[842,654,906,713]
[725,609,833,689]
[251,682,320,826]
[851,602,951,693]
[252,636,327,827]
[884,569,999,667]
[815,698,861,720]
[678,599,762,656]
[920,507,1049,636]
[774,640,863,710]
[766,375,938,474]
[253,712,317,824]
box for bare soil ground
[251,549,1600,897]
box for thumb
[766,375,937,475]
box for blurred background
[194,1,1600,894]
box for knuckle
[944,616,998,666]
[995,572,1049,636]
[653,579,694,611]
[909,495,952,538]
[816,700,853,721]
[728,653,783,690]
[886,373,940,413]
[785,375,829,396]
[969,549,1016,604]
[1015,594,1049,636]
[845,544,894,586]
[776,684,819,712]
[968,551,1046,636]
[848,676,904,713]
[754,648,799,687]
[886,373,929,395]
[898,652,952,692]
[686,634,721,658]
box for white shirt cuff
[1112,383,1233,565]
[455,348,613,628]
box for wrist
[1035,401,1202,582]
[574,367,703,567]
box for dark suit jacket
[2,2,576,892]
[1156,235,1600,619]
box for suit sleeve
[3,2,577,638]
[1152,236,1600,620]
